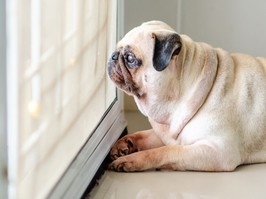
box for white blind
[8,0,117,198]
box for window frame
[0,0,8,198]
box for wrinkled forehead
[117,21,175,49]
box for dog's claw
[119,148,129,156]
[108,158,130,172]
[109,136,137,160]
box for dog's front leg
[108,142,240,172]
[109,129,164,161]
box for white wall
[124,0,266,57]
[181,0,266,57]
[124,0,179,33]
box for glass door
[6,0,126,198]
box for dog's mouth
[114,65,125,84]
[107,52,142,97]
[107,56,126,85]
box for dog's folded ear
[152,32,182,71]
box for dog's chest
[134,96,172,124]
[177,120,212,145]
[170,113,220,146]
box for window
[6,0,125,198]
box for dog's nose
[111,51,119,61]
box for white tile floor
[89,112,266,199]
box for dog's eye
[124,52,141,68]
[125,54,136,64]
[111,52,119,61]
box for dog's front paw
[109,136,137,161]
[108,157,134,172]
[108,153,145,172]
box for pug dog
[107,21,266,172]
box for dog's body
[107,21,266,172]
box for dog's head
[107,21,182,98]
